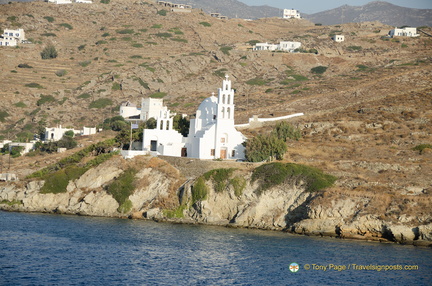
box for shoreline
[2,207,431,247]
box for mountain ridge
[1,0,431,26]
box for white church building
[184,76,246,159]
[135,76,246,160]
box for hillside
[305,1,432,27]
[0,0,431,206]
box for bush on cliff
[107,168,137,213]
[28,139,117,179]
[40,166,87,194]
[252,162,336,195]
[192,177,207,204]
[203,168,236,193]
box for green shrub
[272,121,301,141]
[310,66,328,74]
[118,199,133,214]
[347,45,362,51]
[0,110,10,122]
[55,69,67,77]
[149,92,166,98]
[0,200,23,206]
[138,78,149,89]
[220,46,232,55]
[169,28,183,35]
[40,166,87,194]
[25,82,44,89]
[246,78,267,85]
[10,146,24,158]
[154,32,172,38]
[203,168,236,193]
[37,94,56,105]
[101,32,110,37]
[413,144,432,154]
[252,162,336,194]
[245,134,287,162]
[230,176,246,197]
[116,29,134,34]
[14,101,27,108]
[96,40,107,45]
[151,24,162,29]
[79,60,91,67]
[112,82,121,90]
[59,23,73,29]
[41,33,57,37]
[131,43,143,48]
[41,44,58,59]
[89,98,113,108]
[199,22,211,27]
[130,55,142,59]
[17,63,33,68]
[100,0,110,4]
[163,205,186,218]
[213,68,228,78]
[43,16,55,22]
[157,9,167,16]
[78,93,91,99]
[78,44,86,51]
[28,139,117,179]
[107,168,137,209]
[192,177,208,204]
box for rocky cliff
[1,155,431,247]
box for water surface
[1,211,431,285]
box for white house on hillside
[0,29,26,47]
[120,101,141,119]
[253,41,301,52]
[45,125,96,141]
[8,142,37,155]
[283,9,300,19]
[120,98,165,121]
[389,27,419,38]
[332,35,345,42]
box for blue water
[0,211,431,285]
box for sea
[1,211,431,286]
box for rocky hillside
[1,154,431,246]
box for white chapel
[184,75,246,159]
[139,75,246,160]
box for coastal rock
[418,224,432,241]
[75,163,123,189]
[388,224,417,243]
